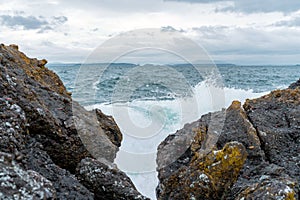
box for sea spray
[85,80,267,199]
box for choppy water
[48,63,299,199]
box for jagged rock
[94,109,123,147]
[231,163,298,200]
[0,152,56,199]
[24,138,94,199]
[244,88,300,183]
[0,44,136,199]
[72,102,118,163]
[157,142,247,199]
[76,158,150,200]
[289,78,300,89]
[156,100,265,199]
[157,85,300,199]
[0,44,119,172]
[0,97,27,156]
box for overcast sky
[1,0,300,64]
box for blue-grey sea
[48,63,299,199]
[48,64,299,105]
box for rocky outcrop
[0,44,147,199]
[76,158,150,200]
[157,141,247,199]
[157,84,300,199]
[94,109,123,147]
[289,78,300,89]
[0,152,56,199]
[0,44,121,171]
[24,138,94,199]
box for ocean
[48,63,299,199]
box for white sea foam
[85,81,267,200]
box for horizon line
[46,62,300,67]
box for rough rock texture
[94,109,123,147]
[0,44,146,199]
[76,158,150,200]
[157,84,300,199]
[157,142,247,199]
[24,138,94,199]
[0,152,56,199]
[289,78,300,89]
[0,97,27,157]
[0,44,120,172]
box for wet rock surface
[0,44,148,199]
[157,85,300,199]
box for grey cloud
[187,25,300,62]
[192,26,228,39]
[274,17,300,27]
[0,15,48,29]
[164,0,300,13]
[37,26,54,34]
[0,14,68,32]
[161,26,185,33]
[52,16,68,25]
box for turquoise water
[48,64,299,105]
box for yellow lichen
[191,126,207,153]
[192,142,247,196]
[285,191,296,200]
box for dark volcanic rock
[0,152,56,199]
[76,158,150,200]
[24,138,94,199]
[289,78,300,89]
[244,88,300,182]
[94,109,123,147]
[0,44,143,199]
[230,163,298,199]
[157,86,300,199]
[0,44,119,172]
[0,97,27,156]
[157,142,247,199]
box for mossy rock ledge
[157,80,300,199]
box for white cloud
[0,0,299,64]
[166,0,300,13]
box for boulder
[0,152,56,199]
[94,109,123,147]
[76,158,150,200]
[0,43,118,172]
[157,84,300,199]
[157,142,247,199]
[289,78,300,89]
[244,88,300,183]
[0,44,143,199]
[24,138,94,199]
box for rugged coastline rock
[1,43,299,199]
[76,158,150,200]
[157,85,300,199]
[289,78,300,89]
[0,151,56,199]
[0,44,147,199]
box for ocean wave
[85,80,267,199]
